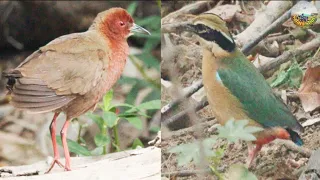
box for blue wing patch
[216,71,222,83]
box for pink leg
[246,144,262,167]
[60,120,71,171]
[46,112,65,173]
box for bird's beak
[130,23,151,35]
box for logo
[291,1,318,28]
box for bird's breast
[202,49,261,127]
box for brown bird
[3,8,150,172]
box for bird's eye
[119,21,125,27]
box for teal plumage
[217,50,303,138]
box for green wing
[217,51,303,132]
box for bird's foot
[246,144,262,168]
[64,163,71,171]
[45,159,65,173]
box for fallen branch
[236,1,293,49]
[301,118,320,127]
[241,8,292,55]
[162,97,209,126]
[161,80,203,115]
[0,147,160,179]
[259,34,320,74]
[266,33,293,43]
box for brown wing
[5,31,109,113]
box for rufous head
[90,8,150,40]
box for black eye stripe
[190,24,236,52]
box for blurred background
[0,1,160,167]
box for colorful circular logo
[291,1,318,28]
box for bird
[183,13,304,167]
[3,7,150,172]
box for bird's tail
[286,128,303,146]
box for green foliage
[270,61,303,88]
[225,164,258,180]
[120,1,160,107]
[131,138,144,149]
[102,90,113,111]
[137,100,161,110]
[125,117,143,130]
[168,119,260,179]
[57,90,160,156]
[94,134,110,147]
[169,138,217,166]
[103,112,118,128]
[217,119,263,143]
[126,1,138,15]
[56,136,91,156]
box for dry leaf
[252,54,274,69]
[298,63,320,112]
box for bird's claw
[45,159,65,173]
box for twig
[162,97,208,126]
[16,171,40,177]
[313,46,320,58]
[266,34,293,43]
[161,80,203,115]
[162,169,211,177]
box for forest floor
[161,2,320,179]
[162,82,319,179]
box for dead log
[0,147,160,179]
